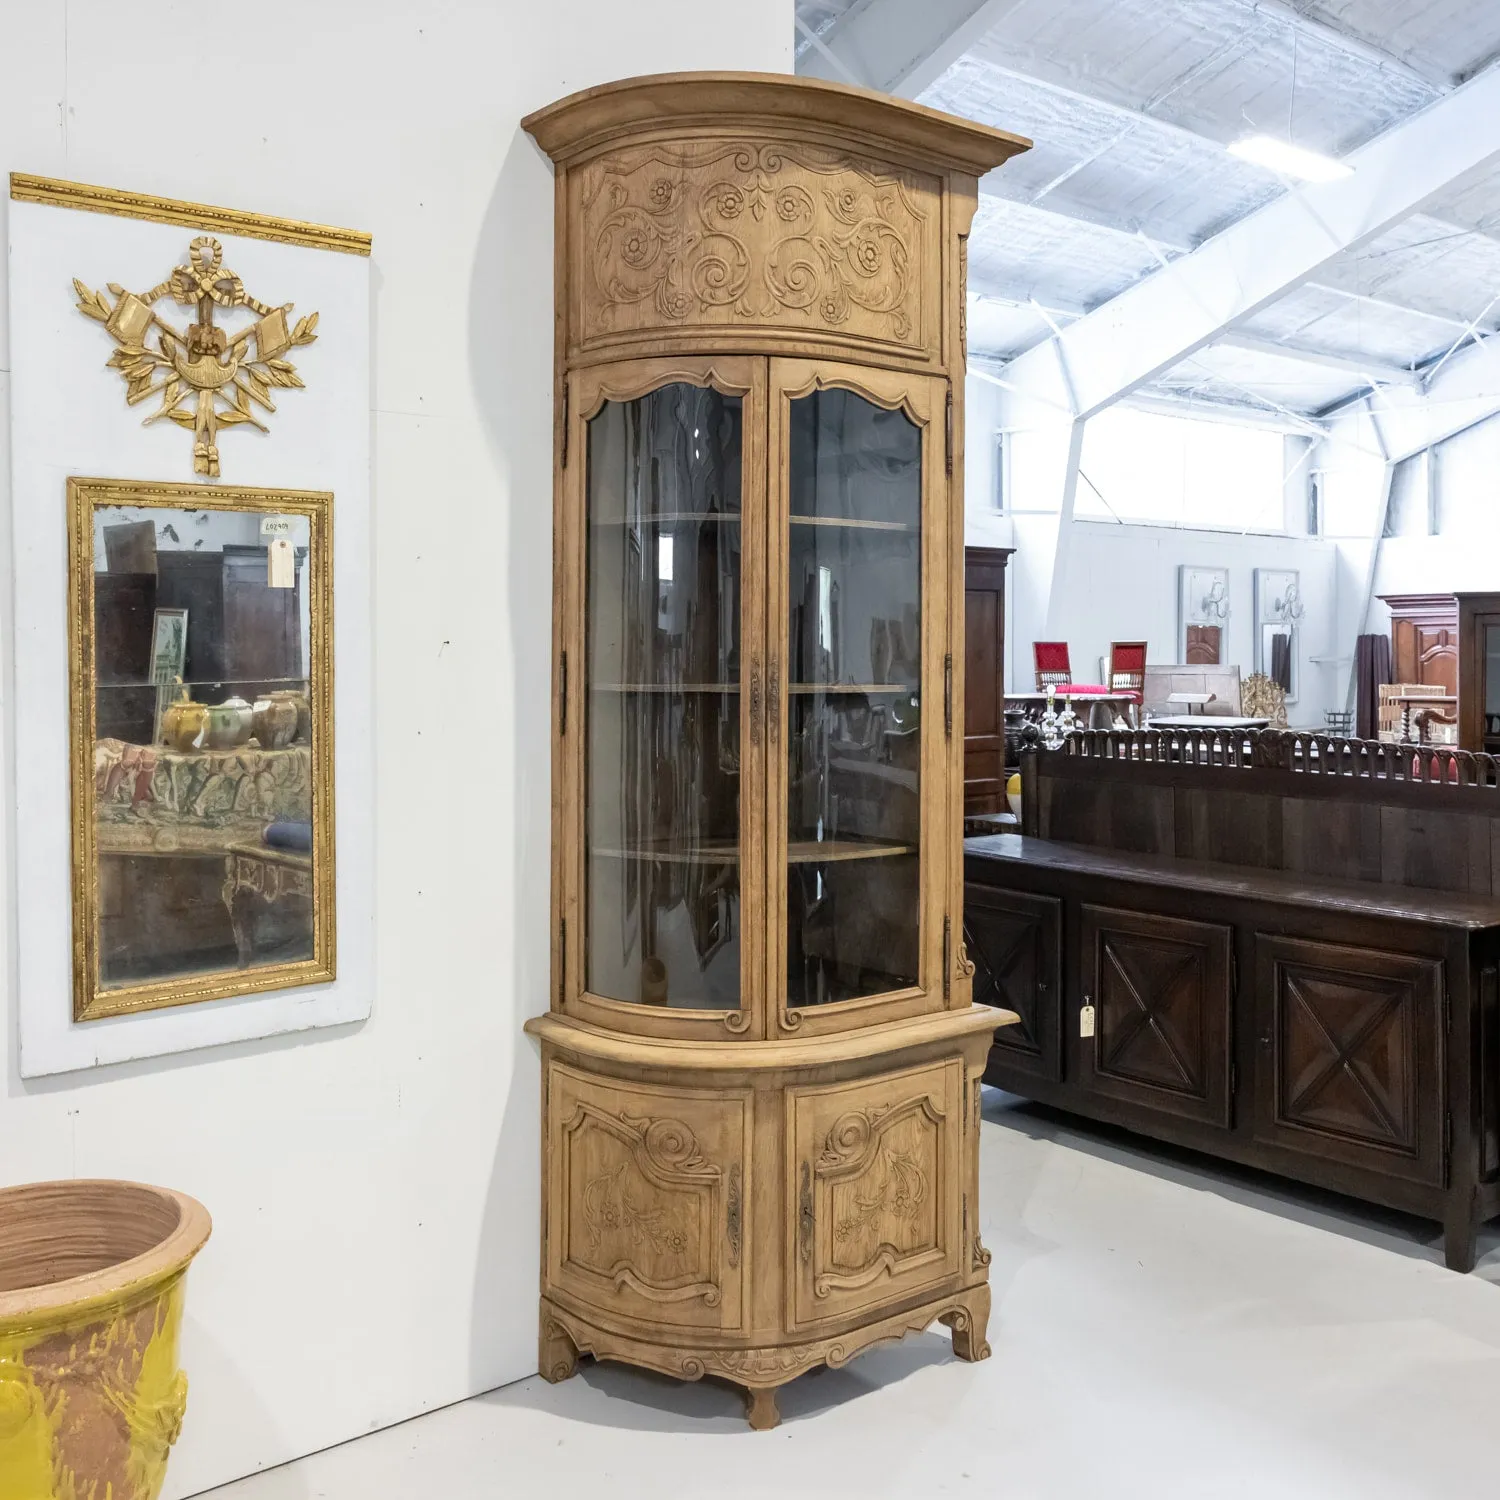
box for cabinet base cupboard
[522,75,1028,1428]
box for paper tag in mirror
[268,537,295,589]
[1079,1003,1095,1039]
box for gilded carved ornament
[74,236,319,477]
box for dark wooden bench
[965,727,1500,1271]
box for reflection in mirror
[71,482,333,1019]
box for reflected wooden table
[222,844,314,967]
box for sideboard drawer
[964,883,1062,1084]
[1079,904,1234,1129]
[1252,935,1444,1188]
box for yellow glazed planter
[0,1181,211,1500]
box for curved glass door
[779,374,928,1013]
[585,381,744,1011]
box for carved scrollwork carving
[812,1095,945,1299]
[563,1103,725,1308]
[577,142,934,351]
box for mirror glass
[75,485,332,1017]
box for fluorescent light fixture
[1228,134,1354,183]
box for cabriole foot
[941,1283,992,1362]
[745,1386,781,1431]
[539,1316,579,1383]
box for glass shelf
[789,515,916,533]
[592,513,741,526]
[787,683,916,695]
[100,676,310,691]
[591,838,914,866]
[592,683,739,694]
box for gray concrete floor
[204,1089,1500,1499]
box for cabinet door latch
[943,916,953,1001]
[559,650,568,736]
[944,653,954,738]
[944,387,954,477]
[560,381,570,468]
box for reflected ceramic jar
[251,696,299,750]
[159,688,209,753]
[264,689,311,744]
[204,697,253,750]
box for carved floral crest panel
[571,142,940,356]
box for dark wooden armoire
[963,546,1012,815]
[1383,593,1459,697]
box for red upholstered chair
[1108,640,1147,727]
[1108,641,1147,700]
[1033,641,1072,691]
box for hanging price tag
[267,537,295,589]
[1079,1003,1096,1039]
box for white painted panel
[9,201,374,1077]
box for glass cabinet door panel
[785,387,923,1007]
[586,383,744,1010]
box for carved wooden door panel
[547,1063,750,1332]
[1252,936,1444,1186]
[964,884,1061,1084]
[786,1058,963,1331]
[1417,627,1458,698]
[1080,905,1233,1128]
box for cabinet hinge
[944,387,954,477]
[944,653,954,738]
[559,650,568,736]
[943,916,953,1001]
[558,916,566,1004]
[560,382,569,468]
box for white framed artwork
[1254,567,1303,705]
[8,176,374,1076]
[1177,564,1229,665]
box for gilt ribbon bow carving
[75,235,319,477]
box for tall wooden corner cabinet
[522,74,1028,1429]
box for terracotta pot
[160,689,209,753]
[252,696,299,750]
[0,1180,211,1500]
[204,697,253,750]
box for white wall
[1041,521,1339,725]
[0,4,791,1496]
[1371,414,1500,611]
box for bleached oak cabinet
[523,73,1028,1430]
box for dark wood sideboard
[965,728,1500,1271]
[964,546,1013,815]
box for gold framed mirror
[67,478,335,1020]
